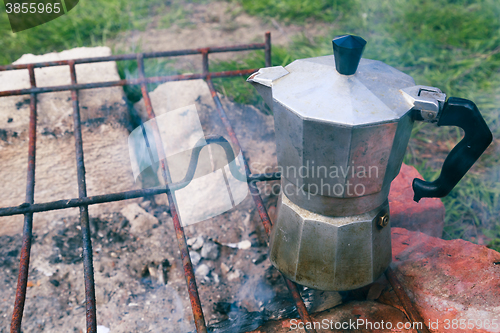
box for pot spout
[247,66,289,110]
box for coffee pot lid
[251,35,416,126]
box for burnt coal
[209,309,266,333]
[49,279,60,287]
[51,226,83,265]
[252,253,267,265]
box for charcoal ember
[250,237,261,248]
[0,236,20,270]
[213,301,234,315]
[263,298,298,320]
[157,259,170,285]
[300,288,342,313]
[256,301,412,333]
[209,309,266,333]
[141,259,170,285]
[49,279,60,287]
[50,224,83,265]
[264,265,281,285]
[252,253,267,265]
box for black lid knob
[332,35,367,75]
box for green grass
[236,0,358,24]
[0,0,198,65]
[0,0,148,65]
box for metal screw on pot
[377,213,389,229]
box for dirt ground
[0,197,301,332]
[111,1,332,70]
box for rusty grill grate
[0,32,429,333]
[0,32,318,333]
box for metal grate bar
[136,54,208,332]
[10,64,37,333]
[0,41,268,72]
[265,32,271,68]
[0,172,281,217]
[205,72,317,333]
[0,69,257,98]
[69,61,98,332]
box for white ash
[189,251,202,266]
[97,325,110,333]
[195,264,210,280]
[201,240,220,260]
[212,272,220,285]
[226,269,243,282]
[187,235,204,250]
[120,203,158,234]
[221,240,252,250]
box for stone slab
[379,228,500,333]
[0,47,138,236]
[389,163,445,238]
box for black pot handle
[412,97,493,202]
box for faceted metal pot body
[269,195,391,291]
[248,54,417,291]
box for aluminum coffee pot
[247,35,492,291]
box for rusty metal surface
[0,69,257,97]
[137,54,208,333]
[10,65,37,333]
[385,267,431,333]
[265,32,271,68]
[0,173,279,217]
[0,42,268,71]
[69,61,98,333]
